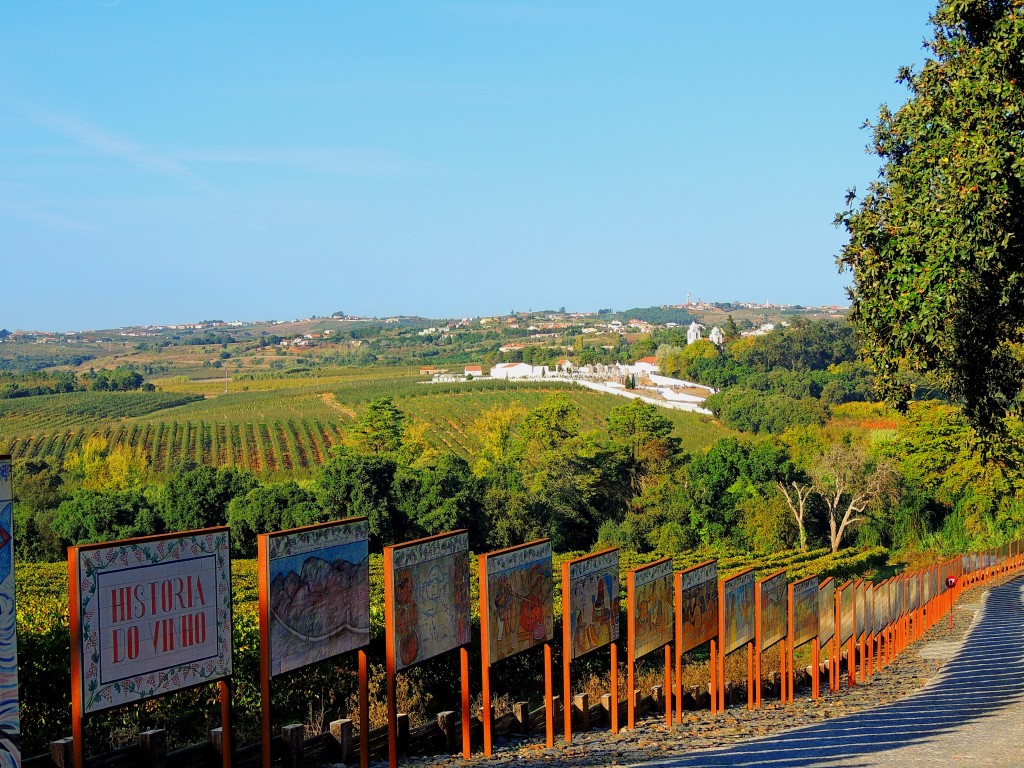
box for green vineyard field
[0,375,733,476]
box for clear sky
[1,1,937,331]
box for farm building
[489,363,549,379]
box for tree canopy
[837,0,1024,438]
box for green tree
[227,481,320,556]
[160,463,258,532]
[316,447,409,546]
[836,0,1024,438]
[351,397,406,454]
[54,489,161,546]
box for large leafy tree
[836,0,1024,438]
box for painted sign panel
[908,573,920,611]
[71,529,231,714]
[791,576,818,649]
[892,577,904,624]
[629,558,673,661]
[566,549,620,660]
[818,577,835,649]
[483,540,553,665]
[922,569,936,604]
[386,531,471,672]
[873,580,889,635]
[758,571,788,652]
[676,560,718,653]
[722,570,755,656]
[0,458,18,768]
[838,581,855,645]
[855,581,868,639]
[262,518,370,678]
[786,577,819,651]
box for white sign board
[72,529,232,714]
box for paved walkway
[625,575,1024,767]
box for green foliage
[836,0,1024,438]
[160,462,259,532]
[227,481,321,556]
[351,397,406,454]
[53,489,161,545]
[705,388,829,434]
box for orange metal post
[779,639,787,704]
[220,680,233,768]
[709,639,718,715]
[479,555,493,756]
[717,580,726,713]
[258,538,272,768]
[461,647,471,759]
[544,643,554,747]
[562,561,573,744]
[610,642,619,734]
[847,636,855,686]
[787,586,795,705]
[754,590,762,710]
[627,652,635,730]
[859,633,867,683]
[481,656,492,754]
[69,550,85,768]
[747,641,754,710]
[359,650,369,768]
[811,641,820,699]
[675,574,683,723]
[665,644,672,728]
[627,572,636,731]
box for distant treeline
[0,366,152,399]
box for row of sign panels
[64,513,1022,724]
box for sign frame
[383,530,471,766]
[562,548,620,741]
[626,558,673,730]
[479,539,554,753]
[754,569,788,708]
[674,559,717,719]
[718,568,756,712]
[258,517,370,768]
[787,575,819,702]
[68,527,233,768]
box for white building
[686,321,703,345]
[630,356,660,375]
[489,363,549,379]
[708,326,725,345]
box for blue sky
[1,1,936,331]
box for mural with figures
[873,580,890,635]
[838,581,854,645]
[387,532,471,672]
[262,518,370,677]
[722,570,755,655]
[791,576,818,649]
[483,540,553,665]
[629,558,673,661]
[758,571,788,652]
[818,578,835,650]
[676,560,718,653]
[0,457,18,768]
[566,550,620,660]
[856,581,868,639]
